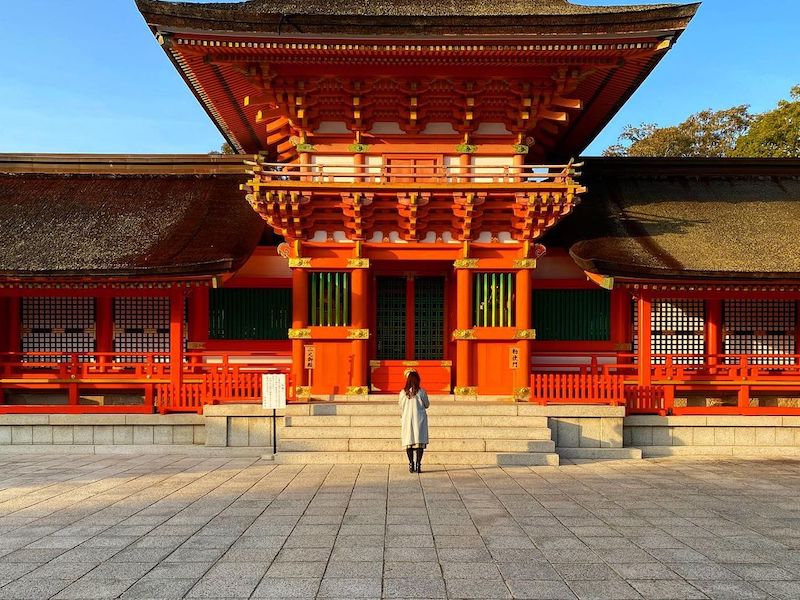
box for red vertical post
[7,297,20,354]
[611,288,632,353]
[405,276,415,361]
[291,268,308,396]
[169,289,184,411]
[188,287,210,365]
[637,293,652,387]
[95,295,113,364]
[455,267,473,392]
[351,267,369,391]
[706,298,722,368]
[515,268,532,399]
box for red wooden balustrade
[0,352,293,414]
[531,353,800,416]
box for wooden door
[385,156,440,183]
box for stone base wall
[624,415,800,456]
[203,405,278,448]
[0,414,205,446]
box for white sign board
[262,373,287,409]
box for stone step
[280,425,553,440]
[284,414,549,428]
[280,438,556,453]
[557,447,643,460]
[273,451,560,466]
[638,445,800,458]
[286,403,528,416]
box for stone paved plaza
[0,455,799,599]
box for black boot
[406,448,416,472]
[415,448,424,474]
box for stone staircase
[275,400,560,466]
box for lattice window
[375,277,406,360]
[113,297,171,360]
[209,288,291,340]
[632,299,705,364]
[414,277,445,360]
[309,272,351,326]
[21,297,96,362]
[533,289,610,341]
[724,300,796,365]
[473,272,515,327]
[651,299,705,364]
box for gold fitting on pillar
[515,329,537,339]
[454,386,477,396]
[295,386,312,399]
[453,258,479,269]
[346,386,368,395]
[288,328,312,339]
[452,329,476,340]
[346,258,369,268]
[288,257,312,268]
[514,387,531,402]
[347,328,370,339]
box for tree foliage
[605,84,799,158]
[733,86,800,158]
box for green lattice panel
[533,289,611,341]
[414,277,445,360]
[376,277,407,360]
[209,288,291,340]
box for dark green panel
[533,289,611,341]
[209,288,291,340]
[376,277,406,360]
[414,277,445,360]
[308,272,351,326]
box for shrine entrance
[370,273,452,393]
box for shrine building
[2,0,800,461]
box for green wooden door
[375,277,407,360]
[414,276,445,360]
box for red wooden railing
[0,351,293,414]
[531,352,800,415]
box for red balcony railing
[0,352,292,414]
[531,353,800,416]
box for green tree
[209,142,236,155]
[604,106,753,157]
[733,85,800,158]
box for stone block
[706,416,782,427]
[579,418,601,448]
[204,417,226,447]
[133,425,154,445]
[0,415,48,425]
[671,427,694,446]
[32,425,53,444]
[733,427,756,446]
[775,427,795,446]
[153,426,174,445]
[173,426,194,445]
[623,427,632,446]
[93,426,114,445]
[547,418,558,445]
[630,427,652,446]
[73,426,93,445]
[113,425,134,445]
[49,415,125,426]
[755,427,777,446]
[193,425,206,445]
[651,426,672,446]
[11,425,33,444]
[692,427,715,446]
[0,426,11,444]
[556,418,581,448]
[714,427,734,445]
[782,416,800,426]
[248,418,270,447]
[600,417,623,448]
[52,425,74,444]
[228,417,249,447]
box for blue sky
[0,0,797,156]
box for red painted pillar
[169,289,184,409]
[6,297,20,354]
[95,296,113,364]
[188,287,210,343]
[637,293,652,386]
[455,268,473,392]
[291,268,309,395]
[350,267,369,392]
[706,299,722,363]
[514,268,532,398]
[611,288,632,349]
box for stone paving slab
[0,454,799,598]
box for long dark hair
[403,371,421,397]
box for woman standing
[399,370,429,473]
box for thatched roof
[550,158,800,281]
[136,0,698,36]
[0,154,264,280]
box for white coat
[399,388,429,448]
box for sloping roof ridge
[137,0,699,21]
[0,153,258,176]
